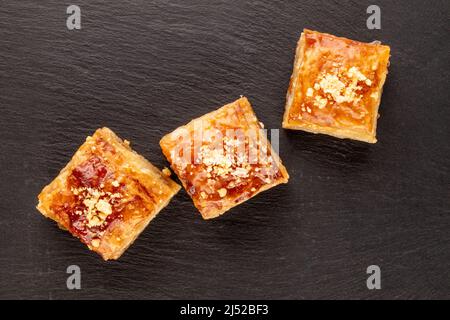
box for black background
[0,0,449,299]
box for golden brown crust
[283,29,391,143]
[37,127,180,260]
[160,97,289,219]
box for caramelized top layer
[64,156,125,246]
[287,29,390,133]
[50,139,152,248]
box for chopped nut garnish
[72,186,120,228]
[96,199,112,215]
[218,188,227,198]
[162,167,171,177]
[111,180,120,187]
[305,65,372,110]
[232,167,249,178]
[91,239,100,248]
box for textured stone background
[0,0,449,299]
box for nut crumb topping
[71,186,122,228]
[218,188,227,198]
[111,180,120,187]
[172,129,280,205]
[194,137,256,181]
[91,238,100,248]
[304,66,373,112]
[162,167,172,177]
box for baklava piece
[37,127,180,260]
[160,97,289,219]
[283,29,391,143]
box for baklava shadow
[284,129,374,170]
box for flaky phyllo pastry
[37,128,180,260]
[283,29,391,143]
[160,97,289,219]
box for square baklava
[160,97,289,219]
[37,127,180,260]
[283,29,391,143]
